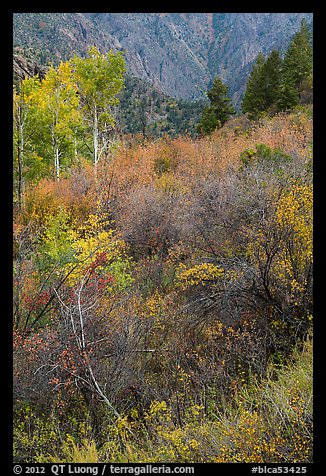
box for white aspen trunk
[54,103,60,180]
[93,105,98,165]
[55,146,60,181]
[75,279,124,422]
[17,121,25,210]
[77,277,86,351]
[74,129,78,161]
[55,280,135,434]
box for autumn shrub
[34,335,312,463]
[22,180,61,229]
[175,136,312,349]
[20,170,98,231]
[123,334,312,463]
[14,109,313,464]
[14,401,93,463]
[239,143,292,169]
[223,114,253,136]
[230,335,313,463]
[115,184,185,259]
[13,204,133,334]
[14,404,61,463]
[154,154,176,176]
[14,328,58,408]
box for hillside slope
[13,12,312,104]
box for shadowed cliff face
[13,12,312,105]
[13,48,46,83]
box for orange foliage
[103,111,312,200]
[18,111,311,232]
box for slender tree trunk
[52,122,60,181]
[14,258,23,328]
[74,130,78,161]
[93,106,98,166]
[55,146,60,181]
[17,123,24,211]
[53,107,60,181]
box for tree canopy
[197,77,235,135]
[73,46,126,165]
[13,47,126,209]
[242,19,313,117]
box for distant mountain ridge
[13,12,313,105]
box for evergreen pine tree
[197,106,221,135]
[262,50,283,112]
[197,77,235,135]
[241,52,266,118]
[279,18,313,109]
